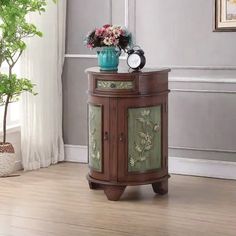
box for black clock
[127,46,146,70]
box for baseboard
[15,160,23,171]
[169,157,236,180]
[64,145,88,163]
[64,145,236,180]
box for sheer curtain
[21,0,67,170]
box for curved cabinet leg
[88,180,103,190]
[152,179,168,195]
[104,185,126,201]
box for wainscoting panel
[168,78,236,163]
[64,145,236,180]
[63,0,236,174]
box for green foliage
[0,0,56,142]
[0,73,37,104]
[0,0,51,68]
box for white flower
[141,110,150,116]
[113,28,121,38]
[96,151,100,160]
[103,37,112,46]
[130,158,135,167]
[109,37,119,46]
[140,156,146,161]
[153,123,160,132]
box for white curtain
[21,0,67,170]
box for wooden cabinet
[86,67,170,201]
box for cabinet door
[117,96,168,182]
[88,97,110,180]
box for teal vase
[97,47,121,71]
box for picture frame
[215,0,236,31]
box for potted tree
[0,0,52,176]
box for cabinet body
[86,67,170,200]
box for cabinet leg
[152,179,168,195]
[104,185,126,201]
[88,180,103,190]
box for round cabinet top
[85,67,171,76]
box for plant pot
[0,142,16,177]
[97,47,121,71]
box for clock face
[127,54,141,69]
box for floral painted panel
[88,104,102,172]
[128,106,161,172]
[97,80,134,90]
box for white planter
[0,143,16,177]
[0,153,16,177]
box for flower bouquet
[85,24,132,50]
[85,24,132,71]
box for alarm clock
[127,46,146,70]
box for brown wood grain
[1,163,236,236]
[86,67,170,200]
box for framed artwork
[215,0,236,31]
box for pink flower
[95,28,105,37]
[105,27,113,36]
[87,44,93,49]
[109,37,119,45]
[85,24,132,50]
[103,24,111,28]
[95,29,101,36]
[120,29,125,36]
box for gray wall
[63,0,236,162]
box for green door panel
[128,106,162,172]
[88,104,102,172]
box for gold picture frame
[215,0,236,31]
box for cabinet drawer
[96,80,134,90]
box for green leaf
[138,132,146,138]
[145,145,152,151]
[136,117,145,123]
[140,156,146,161]
[135,145,142,153]
[0,0,56,67]
[0,73,37,105]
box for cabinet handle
[119,133,124,142]
[165,103,168,113]
[104,131,109,141]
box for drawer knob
[110,83,116,88]
[119,133,124,142]
[104,131,109,141]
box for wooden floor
[0,163,236,236]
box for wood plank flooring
[0,163,236,236]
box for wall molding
[15,160,22,171]
[170,89,236,94]
[159,65,236,70]
[64,145,88,163]
[64,145,236,180]
[125,0,129,28]
[169,145,236,154]
[64,54,127,60]
[64,54,236,71]
[169,157,236,180]
[126,0,136,41]
[169,76,236,93]
[109,0,112,24]
[169,77,236,84]
[65,54,97,59]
